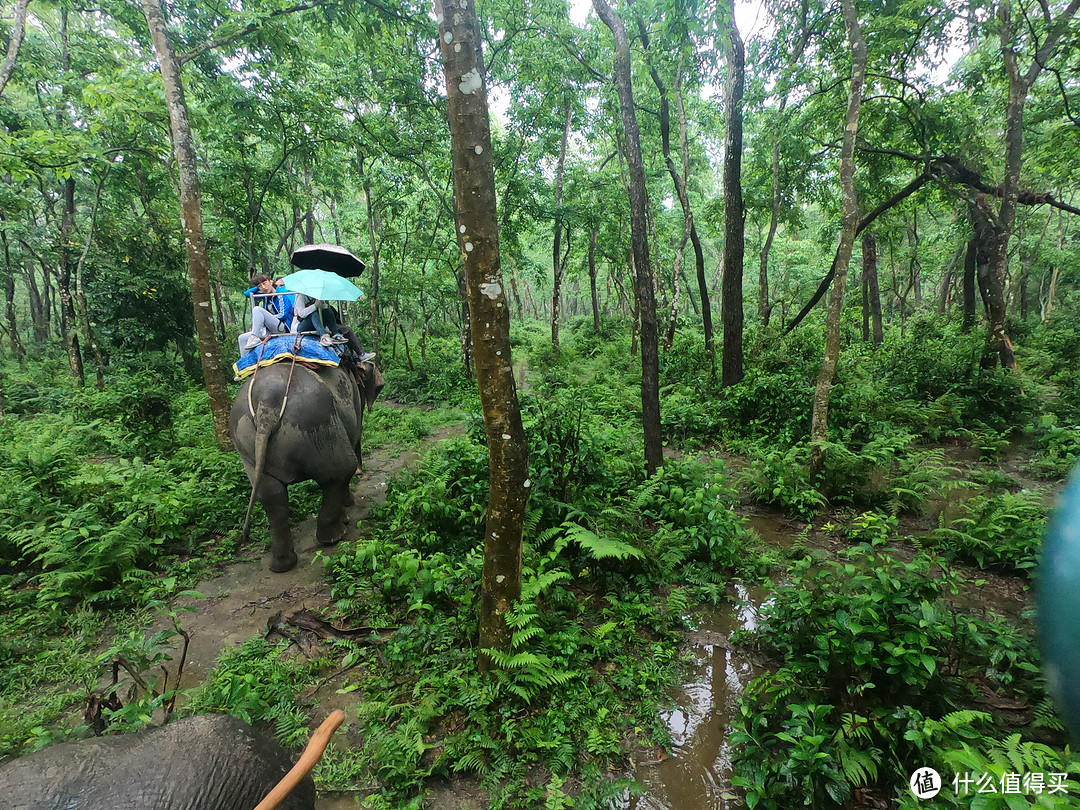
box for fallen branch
[253,710,345,810]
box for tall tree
[592,0,663,476]
[809,0,867,482]
[142,0,232,449]
[434,0,530,673]
[635,17,713,354]
[551,100,572,358]
[974,0,1080,367]
[721,0,745,386]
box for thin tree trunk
[665,227,688,350]
[0,0,30,100]
[26,262,45,342]
[863,232,883,347]
[962,238,977,333]
[142,0,232,449]
[75,171,110,389]
[360,152,381,359]
[56,16,83,384]
[810,0,866,482]
[861,260,870,343]
[1042,266,1060,324]
[0,216,23,361]
[721,0,745,386]
[638,28,712,354]
[594,0,663,476]
[551,102,572,358]
[57,176,84,385]
[588,226,601,332]
[435,0,530,674]
[759,0,809,329]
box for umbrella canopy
[282,269,364,301]
[290,243,366,278]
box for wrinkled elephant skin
[0,713,315,810]
[231,364,364,572]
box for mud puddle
[619,583,768,810]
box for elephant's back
[231,365,361,484]
[0,714,316,810]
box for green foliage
[923,490,1050,572]
[184,638,321,728]
[0,396,250,608]
[377,436,490,555]
[732,540,1054,808]
[741,443,826,519]
[1026,414,1080,479]
[384,337,477,405]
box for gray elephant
[0,713,315,809]
[231,361,381,572]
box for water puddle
[621,583,768,810]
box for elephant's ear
[360,362,385,411]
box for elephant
[0,713,315,810]
[231,361,381,573]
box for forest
[1,0,1079,807]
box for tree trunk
[0,0,30,100]
[665,227,688,350]
[143,0,233,449]
[26,263,46,342]
[962,237,977,333]
[1042,266,1060,324]
[809,0,866,482]
[759,0,809,329]
[971,196,1014,368]
[361,152,381,359]
[57,176,84,385]
[56,17,83,384]
[0,218,23,361]
[721,0,745,386]
[303,164,316,244]
[435,0,530,674]
[981,0,1080,366]
[862,232,883,347]
[593,0,663,476]
[588,226,600,332]
[551,102,572,358]
[638,29,712,354]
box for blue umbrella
[281,269,364,301]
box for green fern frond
[628,475,665,512]
[836,740,878,786]
[560,521,644,561]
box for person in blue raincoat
[238,273,295,354]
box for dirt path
[146,424,464,805]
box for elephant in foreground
[0,713,315,810]
[231,362,381,572]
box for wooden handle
[252,709,345,810]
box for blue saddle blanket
[232,335,341,379]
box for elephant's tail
[239,400,281,544]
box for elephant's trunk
[239,400,280,543]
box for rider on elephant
[238,274,296,354]
[293,294,368,358]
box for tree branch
[177,0,332,66]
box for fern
[628,474,665,512]
[554,521,644,561]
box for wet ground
[624,583,768,810]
